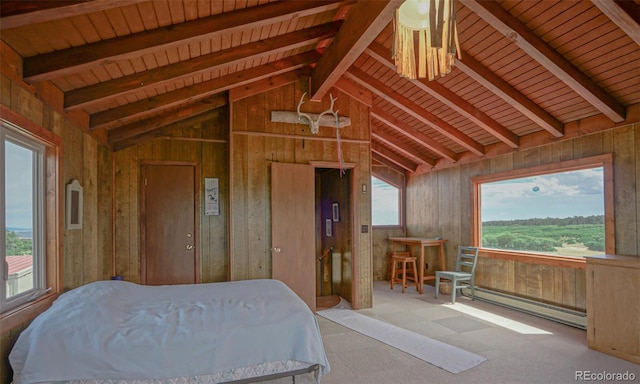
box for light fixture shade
[397,0,431,30]
[393,0,461,80]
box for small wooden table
[388,237,447,294]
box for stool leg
[390,259,396,290]
[411,259,419,291]
[435,274,440,299]
[401,261,407,293]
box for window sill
[479,248,587,269]
[0,292,58,333]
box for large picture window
[472,155,614,259]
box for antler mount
[269,94,351,133]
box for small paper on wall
[205,178,219,216]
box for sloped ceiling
[1,0,638,175]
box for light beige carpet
[266,281,639,384]
[317,300,486,374]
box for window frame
[2,127,47,309]
[0,105,63,333]
[371,174,404,228]
[471,154,614,265]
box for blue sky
[5,141,34,229]
[481,168,604,222]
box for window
[372,176,401,226]
[472,155,614,259]
[0,107,61,331]
[2,124,48,312]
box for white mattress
[10,279,329,384]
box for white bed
[9,279,330,384]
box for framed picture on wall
[332,202,340,222]
[204,177,219,216]
[325,219,332,237]
[66,179,83,230]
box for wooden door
[271,162,316,312]
[141,162,199,285]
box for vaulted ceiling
[1,0,638,175]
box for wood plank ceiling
[1,0,638,174]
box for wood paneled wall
[0,72,112,383]
[113,111,229,284]
[372,227,406,281]
[403,122,640,312]
[230,81,373,308]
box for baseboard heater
[461,287,587,330]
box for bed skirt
[35,360,320,384]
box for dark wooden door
[141,162,199,285]
[271,162,316,312]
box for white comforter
[10,279,330,383]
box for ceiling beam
[64,21,341,110]
[334,80,450,168]
[345,67,485,156]
[108,93,227,147]
[229,68,311,102]
[461,0,626,123]
[333,78,373,107]
[372,131,436,167]
[91,51,319,130]
[0,0,144,30]
[22,1,350,81]
[428,102,640,174]
[309,0,402,101]
[112,109,225,152]
[365,43,519,148]
[371,106,458,162]
[371,142,418,173]
[592,0,640,46]
[454,53,564,137]
[372,153,407,175]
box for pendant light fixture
[393,0,462,81]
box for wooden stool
[390,251,419,293]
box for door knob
[271,247,281,253]
[186,244,194,250]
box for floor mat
[317,302,487,374]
